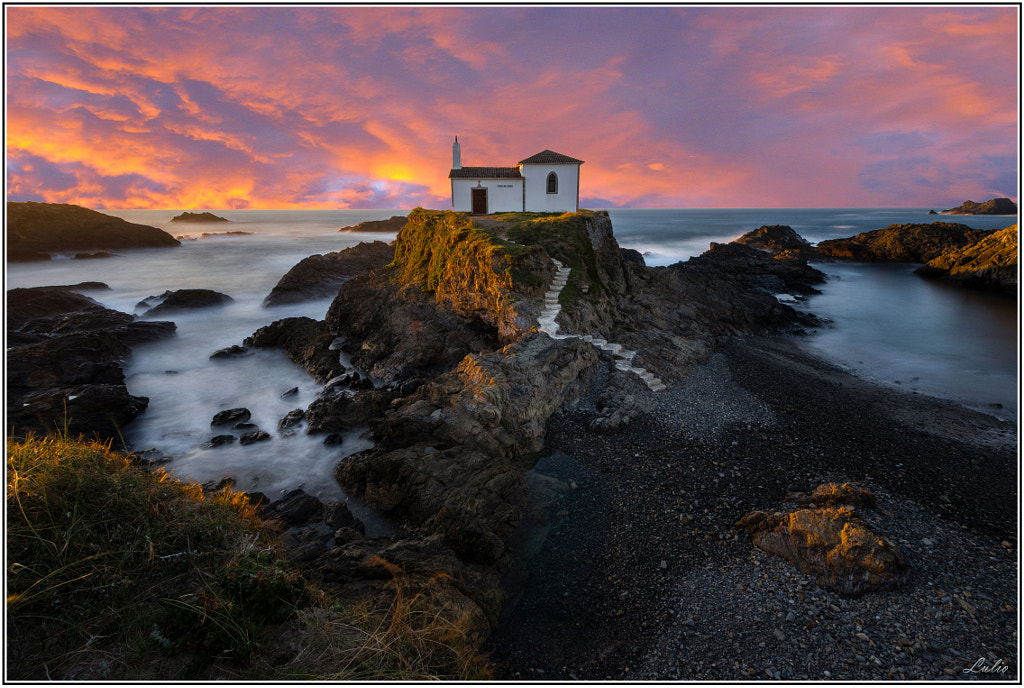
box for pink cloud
[5,6,1017,209]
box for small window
[546,172,558,194]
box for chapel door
[472,188,488,214]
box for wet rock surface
[244,317,344,383]
[139,288,233,316]
[6,286,175,441]
[487,336,1016,681]
[263,240,395,306]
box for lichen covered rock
[736,484,909,596]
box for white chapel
[448,137,584,214]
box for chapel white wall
[522,164,580,213]
[451,178,523,213]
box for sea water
[6,207,1018,506]
[608,208,1019,421]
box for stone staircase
[537,259,666,392]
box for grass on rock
[6,433,491,680]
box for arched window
[546,172,558,194]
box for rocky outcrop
[255,209,833,642]
[816,222,992,263]
[736,483,909,597]
[244,317,344,383]
[337,333,599,565]
[170,211,229,222]
[6,286,175,441]
[915,225,1018,294]
[263,240,395,306]
[138,289,233,316]
[734,224,813,254]
[939,198,1018,215]
[337,216,408,233]
[6,202,180,261]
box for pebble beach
[488,335,1017,681]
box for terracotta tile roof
[449,167,523,179]
[517,150,585,165]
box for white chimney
[452,136,462,170]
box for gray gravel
[487,335,1017,681]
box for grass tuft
[7,433,493,680]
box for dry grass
[7,433,493,681]
[263,557,493,681]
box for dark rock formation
[692,241,825,296]
[261,488,324,526]
[6,202,179,261]
[278,408,305,430]
[734,224,813,253]
[264,209,842,641]
[209,344,250,360]
[736,483,909,597]
[337,215,408,233]
[201,434,236,449]
[6,286,175,441]
[245,317,343,382]
[239,429,271,445]
[170,211,230,223]
[263,240,395,306]
[939,197,1018,215]
[73,250,116,260]
[140,289,233,316]
[620,247,646,266]
[916,224,1018,294]
[211,408,251,426]
[816,222,992,263]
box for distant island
[936,197,1017,215]
[337,215,407,233]
[170,211,230,223]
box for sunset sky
[5,5,1019,210]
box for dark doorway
[472,187,488,214]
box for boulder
[278,408,305,430]
[263,240,395,306]
[201,434,236,449]
[916,225,1017,294]
[239,429,271,445]
[816,222,993,263]
[141,289,233,316]
[6,202,179,260]
[736,484,909,597]
[210,344,250,359]
[262,488,324,526]
[211,408,251,426]
[245,317,343,382]
[939,198,1018,215]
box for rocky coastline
[7,208,1017,680]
